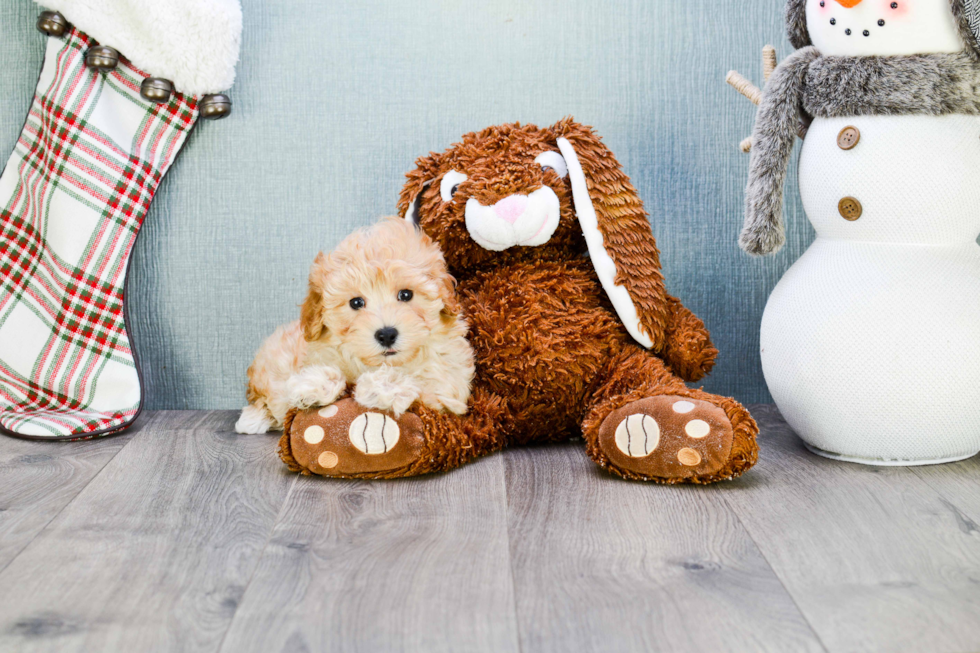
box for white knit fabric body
[761,114,980,463]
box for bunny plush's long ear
[398,154,438,225]
[551,118,669,352]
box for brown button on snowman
[732,0,980,464]
[836,126,860,150]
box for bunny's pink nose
[493,195,528,224]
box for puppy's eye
[397,289,413,302]
[534,151,568,179]
[440,170,467,202]
[349,297,366,310]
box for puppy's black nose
[375,327,399,348]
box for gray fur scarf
[741,48,980,255]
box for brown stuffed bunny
[280,118,758,483]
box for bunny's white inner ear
[556,137,654,349]
[404,179,433,224]
[405,196,419,223]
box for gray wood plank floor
[0,406,978,652]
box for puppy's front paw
[355,367,421,416]
[420,393,469,415]
[286,365,346,409]
[235,405,273,434]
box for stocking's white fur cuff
[35,0,242,95]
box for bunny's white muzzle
[464,187,561,251]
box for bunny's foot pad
[597,396,733,480]
[280,398,425,477]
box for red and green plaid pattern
[0,27,199,439]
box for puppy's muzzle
[375,326,399,350]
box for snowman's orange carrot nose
[834,0,864,7]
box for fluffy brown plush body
[281,119,758,483]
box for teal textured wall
[0,0,812,409]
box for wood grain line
[0,412,293,653]
[725,405,980,652]
[503,439,823,652]
[219,453,520,653]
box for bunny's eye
[349,297,366,310]
[441,170,468,202]
[534,151,568,178]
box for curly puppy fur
[282,118,757,483]
[238,217,474,433]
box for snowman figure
[740,0,980,463]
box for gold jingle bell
[200,94,232,120]
[85,45,120,71]
[36,11,69,37]
[141,78,174,103]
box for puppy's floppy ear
[300,253,328,342]
[551,117,669,351]
[398,153,440,225]
[437,273,462,324]
[416,230,462,323]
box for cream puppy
[235,218,474,434]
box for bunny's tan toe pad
[598,396,733,480]
[284,399,425,476]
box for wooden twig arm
[727,45,805,153]
[726,71,762,106]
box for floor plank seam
[908,466,980,529]
[0,431,139,577]
[214,473,299,653]
[500,449,526,653]
[719,491,832,653]
[8,410,977,651]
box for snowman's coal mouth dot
[845,28,852,35]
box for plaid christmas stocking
[0,2,241,440]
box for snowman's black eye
[820,0,825,5]
[891,2,898,7]
[350,297,365,310]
